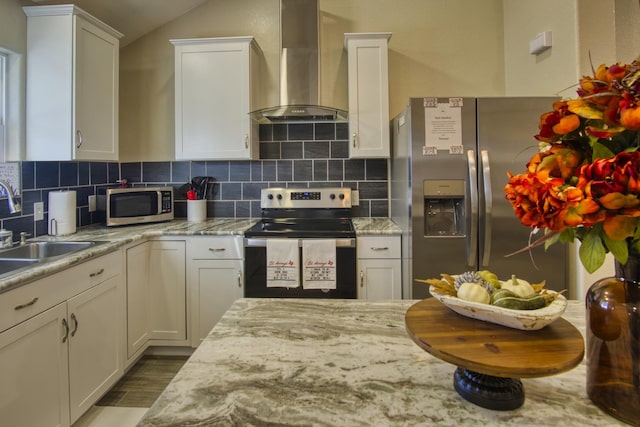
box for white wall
[119,0,506,161]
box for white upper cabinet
[172,37,262,160]
[24,5,122,161]
[344,33,392,158]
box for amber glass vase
[586,256,640,426]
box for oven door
[244,238,357,298]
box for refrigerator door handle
[480,150,492,266]
[467,150,478,268]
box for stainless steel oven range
[244,187,357,298]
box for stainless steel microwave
[99,186,174,226]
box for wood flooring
[96,355,189,408]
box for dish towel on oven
[302,239,336,290]
[266,239,300,288]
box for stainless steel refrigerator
[391,97,567,299]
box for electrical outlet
[34,202,44,221]
[352,190,360,206]
[88,195,97,212]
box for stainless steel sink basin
[0,241,101,261]
[0,259,39,276]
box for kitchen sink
[0,259,39,276]
[0,241,103,261]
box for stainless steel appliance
[244,187,357,298]
[98,186,174,226]
[391,97,567,299]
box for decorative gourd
[456,282,491,304]
[499,274,535,298]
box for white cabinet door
[67,275,123,424]
[358,258,401,300]
[190,259,243,346]
[345,33,392,158]
[0,303,70,427]
[148,240,186,341]
[172,37,261,160]
[73,16,119,160]
[126,242,150,358]
[126,240,187,359]
[357,235,402,300]
[24,5,121,161]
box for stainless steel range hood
[250,0,347,123]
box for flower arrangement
[504,60,640,273]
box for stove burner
[245,218,355,238]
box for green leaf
[558,228,576,244]
[591,140,616,160]
[602,234,629,265]
[579,228,607,273]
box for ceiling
[20,0,211,47]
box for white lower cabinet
[0,303,70,427]
[126,240,187,361]
[187,236,243,346]
[0,250,123,426]
[357,236,402,300]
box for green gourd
[491,288,547,310]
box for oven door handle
[244,238,356,248]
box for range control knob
[329,193,336,200]
[339,193,345,200]
[277,194,283,200]
[267,194,274,200]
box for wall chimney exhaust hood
[250,0,347,123]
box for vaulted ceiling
[19,0,211,47]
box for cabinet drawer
[0,249,122,333]
[188,237,243,260]
[81,250,122,287]
[357,236,401,259]
[0,268,74,333]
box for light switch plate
[34,202,44,221]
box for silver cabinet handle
[62,318,69,343]
[360,270,364,288]
[237,271,242,288]
[89,268,105,277]
[70,313,78,337]
[370,247,389,251]
[14,297,38,310]
[352,132,358,148]
[76,130,83,149]
[244,134,249,148]
[208,248,226,252]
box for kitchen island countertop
[138,298,624,427]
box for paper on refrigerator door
[266,239,300,288]
[302,239,336,290]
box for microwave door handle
[480,150,492,267]
[467,150,478,268]
[157,191,163,214]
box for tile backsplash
[0,122,389,241]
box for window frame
[0,51,6,161]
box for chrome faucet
[0,180,21,214]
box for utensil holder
[187,200,207,223]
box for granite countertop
[138,299,624,427]
[0,218,256,294]
[352,217,402,235]
[0,217,400,294]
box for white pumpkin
[456,282,491,304]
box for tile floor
[72,356,189,427]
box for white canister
[187,200,207,223]
[48,191,77,235]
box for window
[0,52,5,162]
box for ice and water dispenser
[423,180,465,236]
